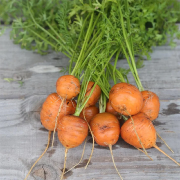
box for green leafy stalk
[69,14,91,74]
[117,1,144,91]
[71,12,95,76]
[99,92,107,113]
[74,48,118,116]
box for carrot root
[135,146,153,161]
[85,133,94,169]
[82,110,95,169]
[153,144,180,166]
[64,138,87,174]
[52,98,65,147]
[109,145,123,180]
[24,131,51,180]
[156,132,174,153]
[60,148,68,180]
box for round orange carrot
[121,112,180,166]
[90,112,123,179]
[140,90,160,121]
[40,93,76,131]
[90,112,120,146]
[80,106,99,123]
[57,115,89,180]
[57,115,88,149]
[84,81,101,108]
[105,101,119,117]
[109,82,143,116]
[56,75,80,100]
[121,113,156,148]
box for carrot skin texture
[140,90,160,121]
[106,101,119,117]
[84,81,101,108]
[40,93,76,131]
[121,113,156,149]
[80,106,99,123]
[109,82,143,116]
[57,115,88,149]
[90,112,120,147]
[56,75,80,100]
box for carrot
[80,106,99,123]
[54,75,80,147]
[90,112,120,145]
[56,75,80,100]
[90,112,123,179]
[57,115,88,180]
[24,93,77,180]
[140,90,160,121]
[105,100,119,117]
[138,91,173,152]
[40,93,76,131]
[121,113,180,166]
[109,82,143,116]
[84,81,101,108]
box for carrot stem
[109,145,123,180]
[52,98,65,147]
[71,13,94,76]
[153,144,180,166]
[64,138,87,174]
[60,148,68,180]
[69,14,90,74]
[24,131,51,180]
[156,132,174,153]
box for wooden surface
[0,28,180,180]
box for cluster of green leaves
[0,0,81,56]
[1,0,180,57]
[128,0,180,50]
[1,0,180,94]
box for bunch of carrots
[22,1,180,180]
[24,75,180,180]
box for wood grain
[0,27,180,180]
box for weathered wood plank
[0,28,180,100]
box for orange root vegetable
[56,75,80,100]
[109,82,143,116]
[106,101,125,126]
[105,101,119,117]
[25,94,76,179]
[90,112,122,179]
[138,92,173,152]
[40,93,76,131]
[57,115,88,148]
[90,112,120,146]
[140,90,160,121]
[57,115,88,179]
[80,106,99,123]
[84,81,101,108]
[121,113,180,166]
[121,113,156,149]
